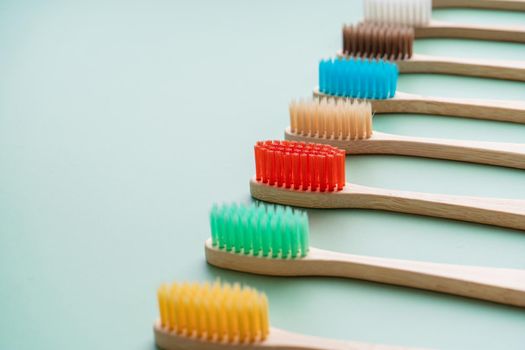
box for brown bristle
[342,23,414,60]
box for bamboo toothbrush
[250,140,525,231]
[206,203,525,307]
[285,98,525,169]
[340,23,525,81]
[433,0,525,11]
[363,0,525,43]
[155,280,416,350]
[315,57,525,123]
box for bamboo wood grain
[249,178,525,231]
[337,52,525,81]
[284,128,525,169]
[313,89,525,123]
[154,321,416,350]
[205,240,525,307]
[397,54,525,81]
[433,0,525,11]
[414,20,525,43]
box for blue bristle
[318,57,398,99]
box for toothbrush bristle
[157,281,270,343]
[290,98,373,140]
[364,0,432,27]
[319,57,398,99]
[343,23,414,60]
[210,202,310,258]
[254,140,346,192]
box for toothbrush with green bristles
[205,202,525,308]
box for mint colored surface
[1,1,525,349]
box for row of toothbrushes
[154,1,525,349]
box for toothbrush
[206,203,525,308]
[433,0,525,11]
[155,281,416,350]
[285,98,525,169]
[363,0,525,43]
[315,57,525,123]
[341,23,525,81]
[251,140,525,231]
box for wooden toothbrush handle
[346,183,525,231]
[375,92,525,123]
[415,20,525,43]
[433,0,525,11]
[312,89,525,123]
[284,128,525,169]
[397,54,525,82]
[307,248,525,307]
[249,179,525,231]
[264,327,414,350]
[205,240,525,308]
[154,321,415,350]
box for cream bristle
[157,281,270,343]
[290,98,373,140]
[363,0,432,27]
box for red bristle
[337,151,345,190]
[254,145,262,181]
[253,140,346,192]
[284,153,292,188]
[319,155,327,192]
[275,152,283,186]
[292,153,301,190]
[267,150,275,185]
[301,153,309,190]
[327,154,335,191]
[311,155,320,190]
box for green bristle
[251,215,261,255]
[232,213,242,253]
[209,202,310,259]
[210,204,219,246]
[216,206,226,249]
[270,215,281,258]
[260,216,270,257]
[300,212,309,257]
[224,210,233,251]
[242,214,252,255]
[290,216,298,259]
[281,219,290,258]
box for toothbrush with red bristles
[251,140,525,231]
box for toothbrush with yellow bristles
[285,97,525,169]
[205,203,525,308]
[155,280,419,350]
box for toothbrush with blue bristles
[314,57,525,123]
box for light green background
[1,1,525,349]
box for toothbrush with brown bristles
[364,0,525,43]
[285,97,525,169]
[340,23,525,81]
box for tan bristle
[290,98,373,140]
[342,23,414,60]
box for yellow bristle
[157,281,270,343]
[290,98,372,140]
[157,284,169,328]
[260,294,270,338]
[168,284,178,330]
